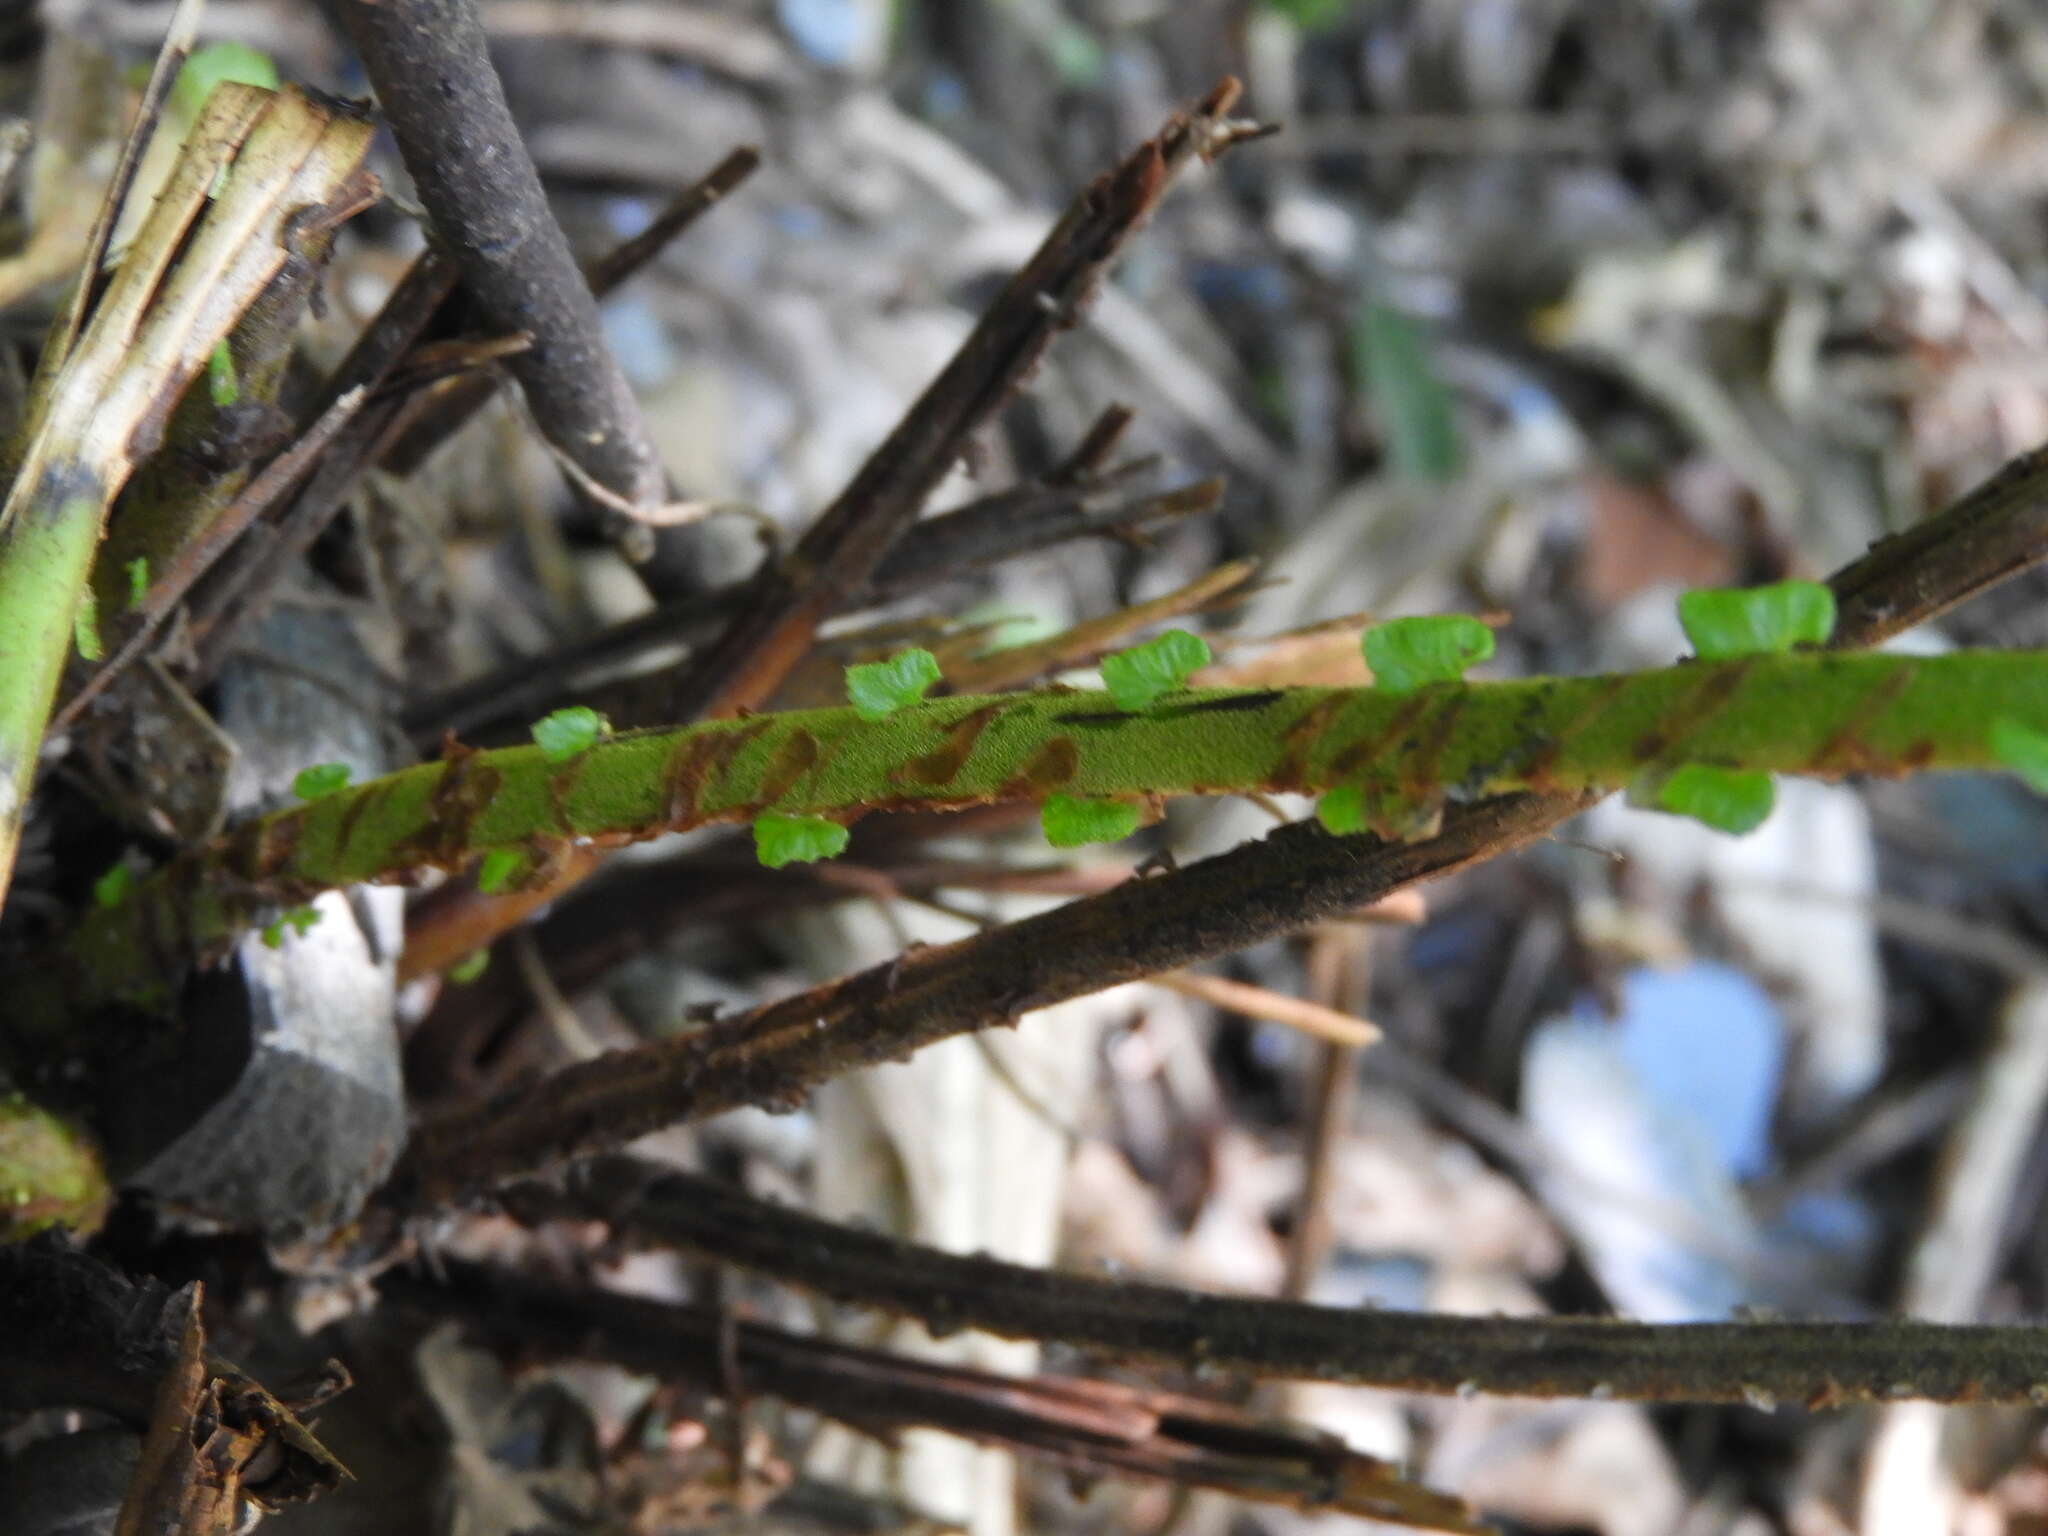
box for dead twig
[500,1157,2048,1410]
[337,0,672,542]
[663,79,1262,724]
[377,146,763,479]
[386,1256,1485,1533]
[389,793,1578,1201]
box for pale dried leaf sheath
[0,87,374,913]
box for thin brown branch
[1153,968,1379,1050]
[662,79,1257,723]
[502,1157,2048,1409]
[178,249,463,684]
[1828,441,2048,647]
[403,833,1129,1098]
[1281,927,1372,1301]
[377,146,763,479]
[383,1256,1484,1534]
[401,470,1223,744]
[336,0,670,531]
[389,792,1576,1202]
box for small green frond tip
[92,862,132,909]
[1644,764,1776,835]
[292,761,351,800]
[1678,580,1836,660]
[207,339,239,406]
[1317,786,1366,835]
[846,647,942,721]
[73,589,101,662]
[1041,794,1141,848]
[477,847,524,895]
[754,813,849,869]
[170,40,280,122]
[1991,717,2048,794]
[1363,614,1494,694]
[259,905,322,949]
[448,949,491,984]
[532,706,606,762]
[1101,629,1212,711]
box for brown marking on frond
[902,703,1004,788]
[1326,693,1435,787]
[1009,737,1080,796]
[333,778,381,854]
[1400,689,1470,802]
[217,819,268,884]
[1810,661,1918,777]
[1273,694,1351,791]
[1521,675,1629,789]
[1657,656,1756,762]
[664,720,772,826]
[759,729,821,806]
[546,758,588,832]
[409,752,504,867]
[250,809,305,881]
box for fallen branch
[501,1157,2048,1409]
[387,1257,1484,1533]
[336,0,670,533]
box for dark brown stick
[1827,441,2048,646]
[336,0,669,524]
[375,145,763,479]
[385,1257,1481,1530]
[661,80,1256,723]
[499,1158,2048,1408]
[183,147,759,685]
[390,790,1585,1203]
[180,251,464,682]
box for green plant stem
[22,647,2048,1031]
[0,486,107,888]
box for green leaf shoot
[170,40,280,124]
[532,706,606,763]
[1102,629,1212,711]
[259,904,321,949]
[1317,786,1367,836]
[292,761,352,801]
[1991,717,2048,794]
[206,339,239,406]
[447,949,491,984]
[92,861,132,909]
[847,647,942,721]
[1041,794,1141,848]
[1678,580,1837,661]
[1353,300,1463,482]
[72,588,101,662]
[125,557,149,609]
[754,813,849,869]
[477,847,524,895]
[1363,614,1494,694]
[1645,764,1776,834]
